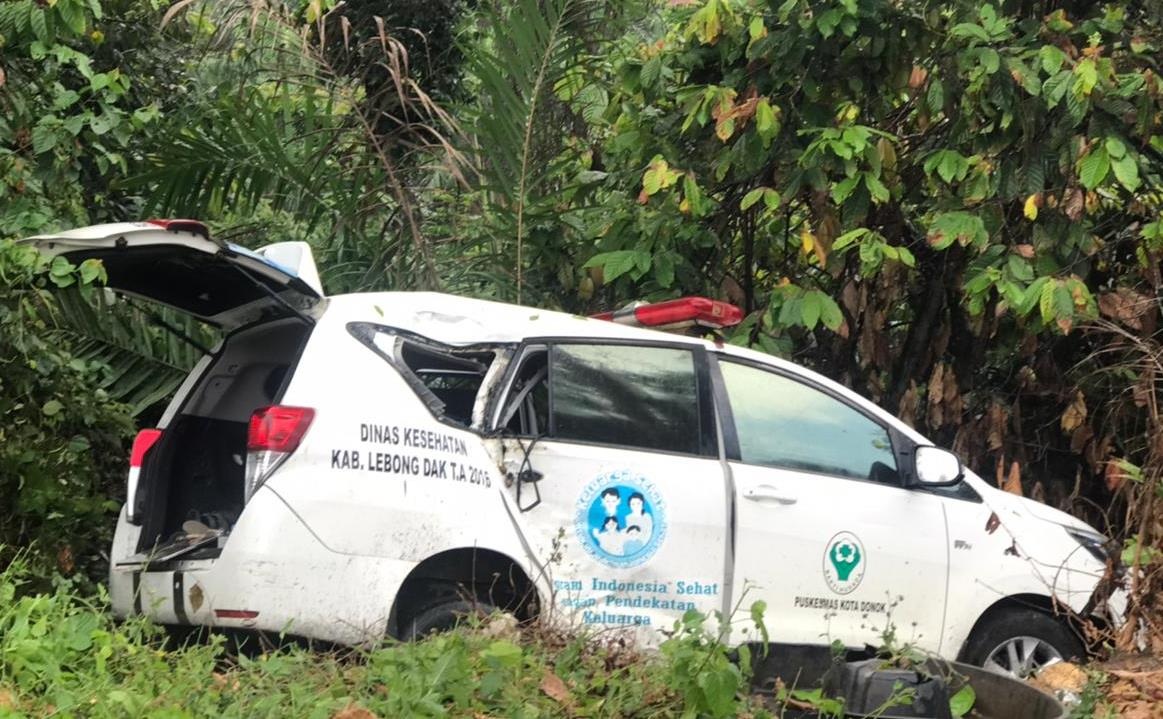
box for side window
[720,360,898,483]
[550,344,702,454]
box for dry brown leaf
[1002,461,1023,496]
[1031,662,1087,693]
[941,365,963,426]
[1086,434,1113,475]
[1063,187,1085,221]
[897,381,919,429]
[928,363,946,428]
[1105,459,1127,493]
[0,688,17,711]
[1060,390,1087,433]
[721,275,745,308]
[57,545,74,574]
[1012,244,1036,258]
[1070,423,1094,454]
[908,65,929,88]
[332,705,378,719]
[1133,373,1154,408]
[1098,288,1150,331]
[540,670,572,707]
[986,401,1007,451]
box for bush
[0,241,133,585]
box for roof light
[145,219,211,239]
[591,297,743,330]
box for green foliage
[0,242,133,583]
[659,610,754,718]
[0,0,175,236]
[0,560,777,717]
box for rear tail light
[126,428,162,524]
[591,296,743,331]
[245,405,315,502]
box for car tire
[962,607,1084,679]
[399,598,497,641]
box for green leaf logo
[823,531,866,595]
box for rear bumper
[109,487,416,645]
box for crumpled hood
[976,478,1099,535]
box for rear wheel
[399,597,497,641]
[962,608,1084,679]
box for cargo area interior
[135,317,311,554]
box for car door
[489,341,730,633]
[715,355,951,654]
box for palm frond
[467,0,611,303]
[46,287,217,417]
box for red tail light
[245,406,315,502]
[127,428,162,524]
[248,406,315,452]
[592,297,743,330]
[129,428,162,468]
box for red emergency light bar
[591,297,744,330]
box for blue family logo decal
[576,471,667,568]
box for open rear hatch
[22,220,324,568]
[22,220,323,329]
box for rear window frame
[489,337,719,459]
[347,322,510,430]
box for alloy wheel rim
[983,635,1064,679]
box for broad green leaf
[864,172,890,203]
[928,212,987,249]
[1073,58,1098,96]
[801,291,822,329]
[950,685,976,717]
[950,22,989,42]
[1038,45,1068,74]
[1111,155,1141,191]
[927,77,945,113]
[833,228,870,250]
[831,175,861,205]
[584,250,651,283]
[755,98,779,146]
[741,187,765,210]
[1078,147,1110,189]
[818,293,843,330]
[1039,278,1057,322]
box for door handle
[743,486,798,505]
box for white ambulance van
[25,221,1122,678]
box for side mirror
[913,446,964,487]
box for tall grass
[0,559,769,718]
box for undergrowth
[0,560,776,719]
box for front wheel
[961,608,1084,679]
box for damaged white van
[26,221,1123,678]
